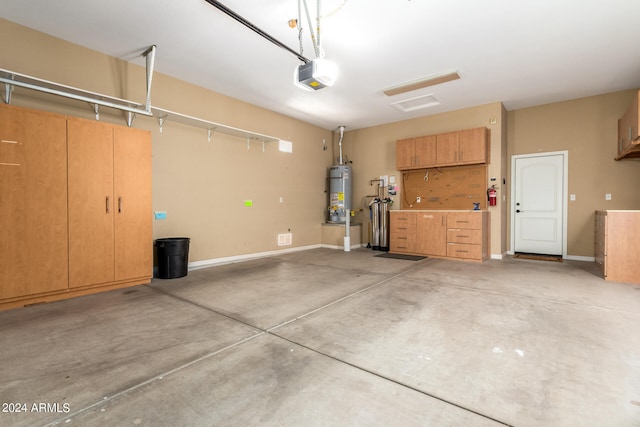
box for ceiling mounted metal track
[204,0,310,63]
[0,45,156,119]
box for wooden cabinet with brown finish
[446,212,489,261]
[0,104,69,300]
[397,127,488,170]
[389,211,417,253]
[389,210,489,262]
[0,106,152,311]
[396,135,437,170]
[616,91,640,160]
[68,117,152,289]
[416,211,447,257]
[594,210,640,284]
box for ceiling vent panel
[390,94,440,113]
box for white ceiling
[2,0,640,130]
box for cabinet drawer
[447,213,481,229]
[447,243,481,260]
[390,213,416,231]
[447,229,482,245]
[390,234,415,253]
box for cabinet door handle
[118,197,122,213]
[106,196,110,213]
[442,216,445,226]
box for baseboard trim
[320,243,365,250]
[565,255,595,262]
[187,244,322,270]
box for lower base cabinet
[390,210,489,262]
[595,210,640,284]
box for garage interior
[1,1,640,426]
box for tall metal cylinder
[370,198,380,250]
[379,199,390,251]
[328,164,352,223]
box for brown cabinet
[595,210,640,284]
[397,127,488,170]
[68,118,152,288]
[0,105,152,310]
[396,135,437,169]
[416,212,447,256]
[616,91,640,160]
[389,211,417,253]
[446,212,489,261]
[390,210,489,262]
[0,104,69,300]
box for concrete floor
[1,248,640,426]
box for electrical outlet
[570,194,576,201]
[605,193,612,201]
[416,196,421,203]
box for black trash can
[155,237,190,279]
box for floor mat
[513,253,563,262]
[375,253,426,261]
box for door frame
[510,150,568,258]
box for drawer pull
[397,237,407,240]
[456,235,470,238]
[456,220,469,223]
[456,250,469,253]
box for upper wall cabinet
[396,135,437,169]
[396,127,488,170]
[616,90,640,160]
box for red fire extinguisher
[487,186,497,207]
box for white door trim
[510,151,568,258]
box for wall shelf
[1,63,281,147]
[151,106,279,145]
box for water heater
[327,164,352,223]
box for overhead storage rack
[0,45,280,147]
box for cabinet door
[114,126,152,281]
[396,138,415,170]
[416,212,446,256]
[458,128,487,164]
[68,118,115,288]
[0,105,68,299]
[414,135,437,167]
[436,132,459,165]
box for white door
[513,153,565,255]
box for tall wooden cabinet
[67,118,152,289]
[0,105,69,300]
[0,105,152,310]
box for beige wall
[3,17,638,262]
[507,90,640,257]
[1,19,333,263]
[342,103,507,256]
